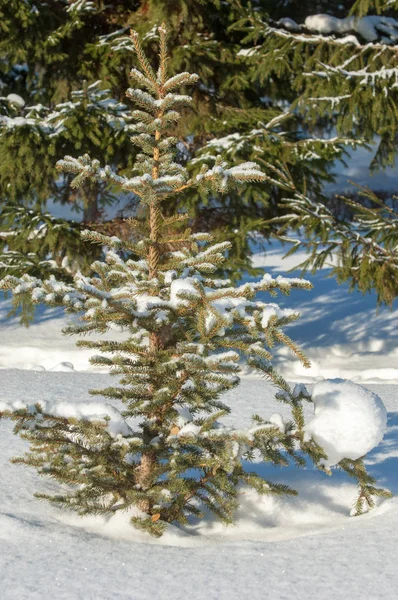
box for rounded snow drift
[49,362,75,372]
[304,378,387,466]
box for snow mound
[305,379,387,466]
[49,361,75,372]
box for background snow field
[0,371,397,599]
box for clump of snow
[304,14,398,43]
[0,397,132,438]
[305,379,387,466]
[305,15,346,35]
[6,93,25,107]
[236,47,259,57]
[169,277,200,307]
[277,17,300,31]
[268,413,285,432]
[261,303,297,328]
[177,422,202,437]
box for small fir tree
[0,28,390,536]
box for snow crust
[305,379,387,466]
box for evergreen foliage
[268,176,398,306]
[230,2,398,304]
[0,0,355,296]
[0,29,389,536]
[237,3,398,170]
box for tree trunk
[82,183,100,223]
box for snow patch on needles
[304,379,387,467]
[298,14,398,43]
[0,398,132,437]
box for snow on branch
[274,14,398,45]
[310,62,398,89]
[0,399,132,438]
[66,0,96,14]
[56,155,125,189]
[196,161,270,193]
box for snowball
[304,379,387,467]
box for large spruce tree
[0,1,351,288]
[1,1,397,311]
[235,1,398,303]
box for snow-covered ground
[1,238,397,598]
[1,239,397,383]
[1,371,397,599]
[250,242,398,384]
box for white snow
[6,93,25,107]
[174,405,193,426]
[260,303,297,328]
[304,379,387,466]
[277,17,300,31]
[249,238,398,384]
[0,371,397,599]
[177,422,202,436]
[169,276,201,307]
[303,14,398,42]
[305,15,349,35]
[0,395,132,438]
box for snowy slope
[1,239,397,382]
[0,371,397,599]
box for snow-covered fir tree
[234,2,398,304]
[240,1,398,170]
[0,27,390,536]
